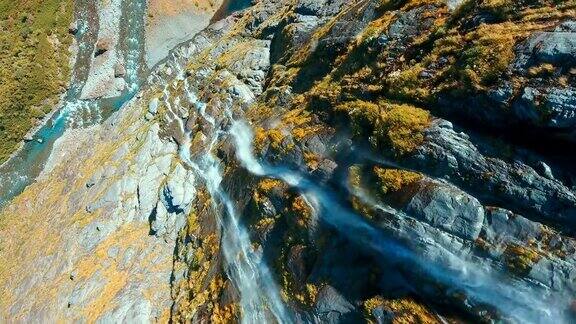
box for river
[0,0,253,207]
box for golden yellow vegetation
[374,167,422,194]
[336,101,431,156]
[503,244,541,276]
[364,296,440,324]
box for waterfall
[227,119,572,324]
[164,87,291,323]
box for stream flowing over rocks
[1,0,576,323]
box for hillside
[0,0,575,322]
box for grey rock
[148,98,159,115]
[271,14,320,63]
[138,162,166,222]
[373,308,394,324]
[488,81,514,105]
[533,32,576,66]
[230,82,255,103]
[150,201,170,237]
[407,119,576,225]
[107,246,120,259]
[312,159,338,183]
[259,196,277,217]
[406,179,485,240]
[86,168,104,188]
[287,245,308,286]
[295,0,324,16]
[483,207,542,244]
[536,161,555,180]
[228,40,271,95]
[295,0,347,17]
[161,163,196,214]
[446,0,465,10]
[98,297,152,323]
[515,22,576,67]
[388,5,436,42]
[544,87,576,129]
[529,257,576,294]
[114,62,126,77]
[314,285,356,323]
[556,20,576,32]
[317,0,379,50]
[68,21,79,35]
[509,86,576,137]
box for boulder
[313,285,357,323]
[114,62,126,77]
[68,21,79,35]
[148,98,159,115]
[95,38,111,57]
[515,20,576,68]
[296,0,347,17]
[544,87,576,129]
[161,163,196,214]
[406,179,485,240]
[483,208,542,244]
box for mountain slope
[1,0,576,323]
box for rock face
[407,119,576,226]
[520,20,576,67]
[0,99,177,321]
[1,0,576,323]
[406,179,485,240]
[145,0,224,67]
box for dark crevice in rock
[148,206,158,236]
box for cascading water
[162,84,291,323]
[227,119,573,324]
[161,66,566,322]
[119,0,146,97]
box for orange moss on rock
[291,195,313,227]
[503,244,542,276]
[336,101,431,156]
[364,296,440,324]
[374,167,422,194]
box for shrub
[374,167,422,194]
[459,24,516,88]
[527,63,556,77]
[337,100,431,156]
[386,64,431,103]
[363,296,438,324]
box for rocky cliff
[1,0,576,323]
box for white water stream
[158,71,572,322]
[162,83,291,323]
[227,120,572,324]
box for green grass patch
[0,0,73,163]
